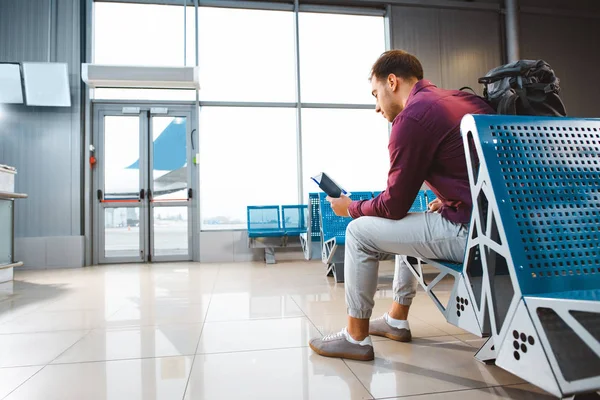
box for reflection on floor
[0,261,554,400]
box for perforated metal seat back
[425,190,437,204]
[374,190,428,212]
[318,192,372,242]
[410,191,428,212]
[309,193,321,239]
[467,115,600,296]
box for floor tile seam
[289,295,324,335]
[0,353,199,370]
[0,327,94,400]
[182,264,220,400]
[196,344,311,356]
[342,359,376,400]
[49,353,197,367]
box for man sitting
[309,50,494,361]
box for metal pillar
[505,0,520,62]
[293,0,304,204]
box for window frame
[90,0,391,231]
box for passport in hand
[311,172,349,198]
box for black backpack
[477,59,567,117]
[461,60,567,117]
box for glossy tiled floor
[0,261,554,400]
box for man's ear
[387,74,399,92]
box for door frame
[91,101,199,265]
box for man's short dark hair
[370,50,424,81]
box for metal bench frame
[430,114,600,399]
[403,115,600,398]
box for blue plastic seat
[282,205,308,236]
[318,191,372,243]
[528,289,600,302]
[429,259,463,273]
[456,114,600,397]
[409,191,428,212]
[317,191,373,282]
[370,190,428,212]
[424,189,437,204]
[248,230,285,238]
[247,206,284,238]
[465,115,600,298]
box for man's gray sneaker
[369,315,412,342]
[309,327,374,361]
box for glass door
[93,104,196,264]
[149,115,192,262]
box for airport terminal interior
[1,0,599,399]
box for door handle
[188,188,193,200]
[97,189,103,201]
[148,189,153,202]
[140,189,145,200]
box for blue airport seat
[457,114,600,398]
[430,259,463,273]
[464,115,600,297]
[409,191,428,212]
[308,193,321,240]
[528,289,600,302]
[246,206,284,238]
[424,189,437,204]
[372,190,428,212]
[318,191,373,282]
[282,205,308,236]
[318,191,372,243]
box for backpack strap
[497,92,518,115]
[515,87,537,115]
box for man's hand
[326,195,352,217]
[428,198,442,212]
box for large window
[194,8,296,102]
[199,107,298,230]
[92,2,388,231]
[298,12,388,198]
[301,109,389,194]
[299,13,385,104]
[94,3,186,66]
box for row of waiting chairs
[304,189,438,282]
[246,205,309,264]
[246,205,308,238]
[249,115,600,398]
[303,116,600,398]
[405,114,600,399]
[308,189,438,241]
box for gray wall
[519,12,600,117]
[390,6,503,96]
[0,0,84,267]
[519,0,600,10]
[390,2,599,118]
